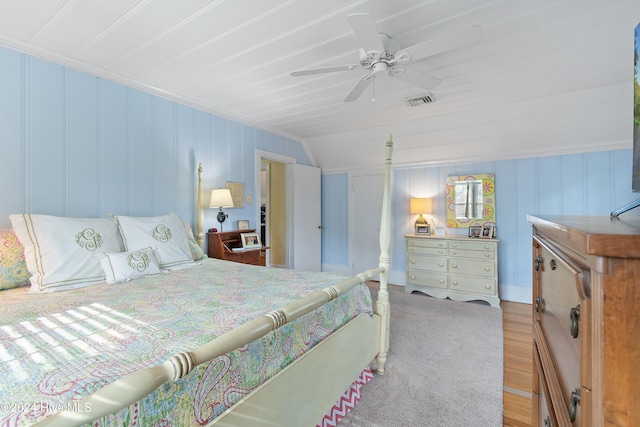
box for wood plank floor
[502,300,533,427]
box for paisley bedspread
[0,258,373,426]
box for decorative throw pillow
[115,213,196,270]
[0,228,30,290]
[97,247,164,284]
[9,214,123,293]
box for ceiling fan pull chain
[372,76,376,103]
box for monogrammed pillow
[115,213,196,270]
[9,214,123,293]
[97,247,164,284]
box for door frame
[255,150,295,269]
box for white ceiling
[0,0,638,172]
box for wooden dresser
[528,215,640,427]
[405,235,499,307]
[207,229,267,266]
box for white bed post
[375,135,393,374]
[196,163,205,247]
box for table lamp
[410,198,432,234]
[210,188,234,230]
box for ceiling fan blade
[344,74,373,102]
[291,64,360,76]
[347,13,385,54]
[395,68,442,90]
[400,25,483,62]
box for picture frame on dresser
[469,226,482,238]
[480,226,493,239]
[237,219,250,230]
[415,224,430,234]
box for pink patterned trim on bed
[318,367,374,427]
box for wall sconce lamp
[210,188,234,230]
[410,198,433,234]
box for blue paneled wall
[322,150,639,302]
[0,46,311,231]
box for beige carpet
[339,283,503,427]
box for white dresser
[405,235,500,307]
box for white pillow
[115,213,196,270]
[98,247,164,284]
[9,214,123,293]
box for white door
[351,173,384,275]
[293,163,321,271]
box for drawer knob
[439,279,445,284]
[535,296,545,313]
[534,255,543,271]
[410,259,416,264]
[438,243,444,247]
[569,388,580,423]
[484,267,490,272]
[452,250,457,255]
[484,246,490,250]
[438,250,444,254]
[485,284,491,290]
[485,253,490,257]
[451,264,457,269]
[439,263,444,267]
[410,275,416,280]
[410,248,415,252]
[452,281,458,286]
[570,304,580,338]
[451,243,457,248]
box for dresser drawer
[407,254,447,272]
[449,258,495,277]
[449,247,495,260]
[449,240,496,252]
[449,275,496,295]
[407,238,447,250]
[407,269,447,289]
[407,245,447,256]
[534,236,589,423]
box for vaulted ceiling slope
[0,0,638,172]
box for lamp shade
[210,188,234,208]
[410,198,432,214]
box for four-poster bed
[0,137,394,427]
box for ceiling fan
[290,13,482,102]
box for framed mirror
[446,174,496,228]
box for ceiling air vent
[406,93,436,107]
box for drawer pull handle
[569,388,580,423]
[544,416,552,427]
[550,259,557,270]
[534,255,543,271]
[535,296,545,313]
[570,304,580,338]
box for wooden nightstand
[207,230,269,266]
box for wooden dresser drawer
[407,270,447,289]
[449,258,495,277]
[407,245,447,256]
[449,240,496,252]
[406,238,447,249]
[407,254,447,272]
[449,274,496,295]
[534,237,588,396]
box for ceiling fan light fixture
[406,93,436,107]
